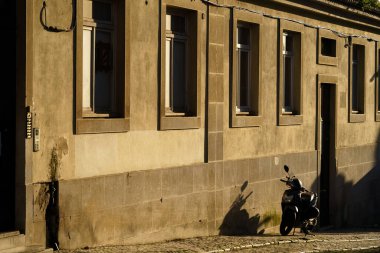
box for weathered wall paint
[21,0,380,248]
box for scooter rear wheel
[280,210,296,236]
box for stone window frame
[278,20,304,126]
[230,9,263,128]
[318,29,339,66]
[348,38,367,123]
[159,0,203,130]
[376,42,380,121]
[75,0,131,134]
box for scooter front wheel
[280,210,296,236]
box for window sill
[281,110,293,115]
[318,55,338,66]
[82,111,111,118]
[236,111,250,116]
[160,116,201,130]
[231,115,262,128]
[349,113,365,123]
[76,118,130,134]
[278,114,303,126]
[376,113,380,122]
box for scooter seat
[300,192,314,202]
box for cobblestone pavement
[59,229,380,253]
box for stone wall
[54,150,317,249]
[334,143,380,227]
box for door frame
[316,74,338,226]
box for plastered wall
[30,0,206,183]
[29,0,380,184]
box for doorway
[318,80,337,227]
[0,0,16,232]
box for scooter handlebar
[280,179,287,183]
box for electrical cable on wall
[40,0,76,32]
[201,0,379,44]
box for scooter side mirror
[284,165,289,173]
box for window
[278,20,303,126]
[160,4,202,130]
[165,13,188,115]
[82,1,115,116]
[230,11,262,128]
[282,32,295,113]
[318,29,339,66]
[236,25,251,113]
[376,45,380,121]
[349,42,366,123]
[321,38,336,57]
[378,47,380,111]
[351,45,362,112]
[236,24,252,113]
[76,0,130,134]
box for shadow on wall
[219,181,271,236]
[336,131,380,227]
[311,131,380,228]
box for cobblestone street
[59,229,380,253]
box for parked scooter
[280,165,319,235]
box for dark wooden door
[320,84,336,227]
[0,0,16,232]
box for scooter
[279,165,319,236]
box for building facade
[4,0,380,250]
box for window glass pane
[238,26,250,45]
[93,1,112,21]
[94,30,113,113]
[353,45,359,61]
[165,39,171,109]
[238,50,249,109]
[95,31,112,72]
[236,49,241,108]
[284,55,293,109]
[94,72,112,112]
[378,49,380,111]
[352,61,358,111]
[170,15,185,33]
[285,34,293,53]
[172,40,186,112]
[351,44,364,113]
[83,29,92,110]
[321,37,336,57]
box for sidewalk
[59,229,380,253]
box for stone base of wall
[335,144,380,227]
[50,150,317,249]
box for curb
[207,238,380,252]
[304,245,380,253]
